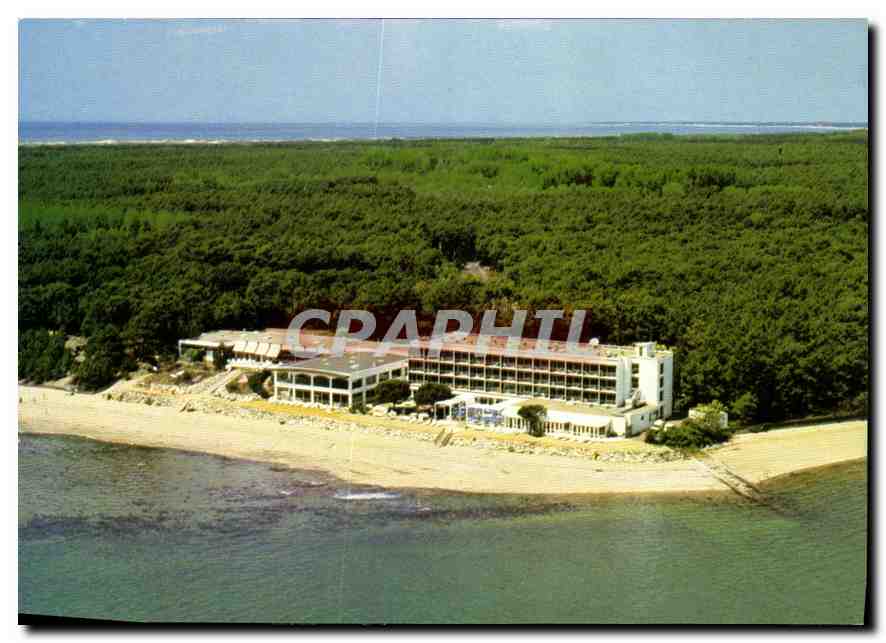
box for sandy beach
[708,420,868,484]
[17,386,866,496]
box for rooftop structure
[274,353,407,377]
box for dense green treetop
[18,132,868,417]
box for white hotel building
[179,328,674,438]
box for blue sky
[19,19,868,124]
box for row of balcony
[407,354,617,374]
[409,373,617,403]
[409,366,615,386]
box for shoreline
[17,386,867,497]
[17,123,868,148]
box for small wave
[334,491,400,501]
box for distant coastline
[18,121,868,145]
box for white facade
[409,340,674,421]
[627,342,674,419]
[272,354,408,408]
[445,394,663,439]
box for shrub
[645,411,733,449]
[247,370,271,398]
[225,379,241,394]
[350,401,368,415]
[183,348,205,363]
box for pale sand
[706,420,868,484]
[17,387,866,495]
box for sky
[19,19,868,124]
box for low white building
[271,353,408,408]
[689,404,729,429]
[435,394,662,439]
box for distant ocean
[18,121,867,145]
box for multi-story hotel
[406,336,673,420]
[179,328,673,437]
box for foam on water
[17,121,868,145]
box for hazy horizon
[18,118,869,125]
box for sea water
[18,121,867,145]
[18,433,867,624]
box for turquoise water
[19,434,867,624]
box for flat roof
[434,393,656,419]
[183,328,671,364]
[277,353,407,378]
[410,333,668,363]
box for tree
[18,330,72,383]
[370,379,411,406]
[76,325,129,391]
[518,404,547,437]
[730,391,759,423]
[413,382,453,409]
[16,134,869,424]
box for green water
[18,434,867,624]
